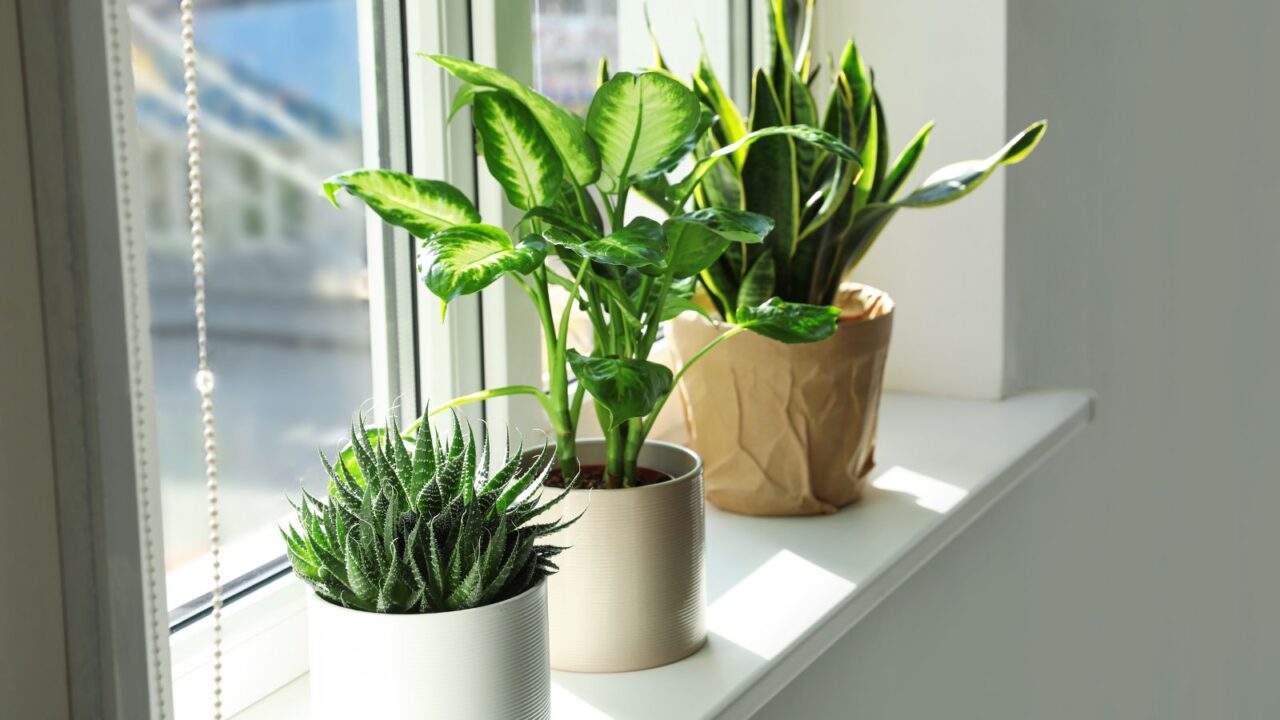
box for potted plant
[323,54,854,670]
[651,0,1047,515]
[282,413,572,718]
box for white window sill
[230,389,1093,719]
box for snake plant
[325,53,860,487]
[645,0,1047,318]
[282,413,572,613]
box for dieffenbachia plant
[324,55,860,488]
[283,413,572,613]
[644,0,1047,317]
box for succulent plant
[282,413,572,613]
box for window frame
[25,0,753,716]
[163,0,484,716]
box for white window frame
[162,0,484,716]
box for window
[533,0,619,114]
[121,0,748,714]
[128,0,375,619]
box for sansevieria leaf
[566,350,674,430]
[471,91,563,210]
[428,55,601,185]
[736,298,841,344]
[586,71,702,192]
[693,52,749,168]
[736,253,776,310]
[742,70,800,283]
[323,170,480,239]
[894,120,1047,207]
[877,121,934,203]
[420,224,546,315]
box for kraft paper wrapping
[669,284,894,516]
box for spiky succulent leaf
[285,412,572,613]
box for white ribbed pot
[307,580,549,720]
[534,439,706,672]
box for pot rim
[307,576,546,621]
[524,438,703,496]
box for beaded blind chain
[179,0,226,716]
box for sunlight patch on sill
[708,550,856,660]
[552,682,612,718]
[872,466,969,514]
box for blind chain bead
[179,0,225,716]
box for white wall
[0,0,71,715]
[813,0,1010,400]
[758,1,1280,717]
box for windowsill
[233,389,1093,719]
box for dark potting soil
[544,463,672,490]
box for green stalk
[638,268,674,357]
[622,416,644,486]
[570,381,587,428]
[603,410,624,489]
[402,384,560,437]
[531,268,577,477]
[640,326,747,439]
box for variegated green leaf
[472,91,563,210]
[419,224,546,313]
[543,217,668,274]
[427,55,601,185]
[663,208,770,280]
[586,71,702,192]
[674,207,774,244]
[323,170,480,239]
[566,350,674,430]
[736,297,840,344]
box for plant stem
[638,269,674,357]
[603,410,624,489]
[622,417,644,486]
[640,325,747,439]
[402,384,560,436]
[599,192,617,230]
[570,381,586,428]
[531,268,577,477]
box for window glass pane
[129,0,373,612]
[533,0,619,114]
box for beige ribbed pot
[308,581,549,719]
[535,439,705,672]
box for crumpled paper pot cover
[668,284,894,516]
